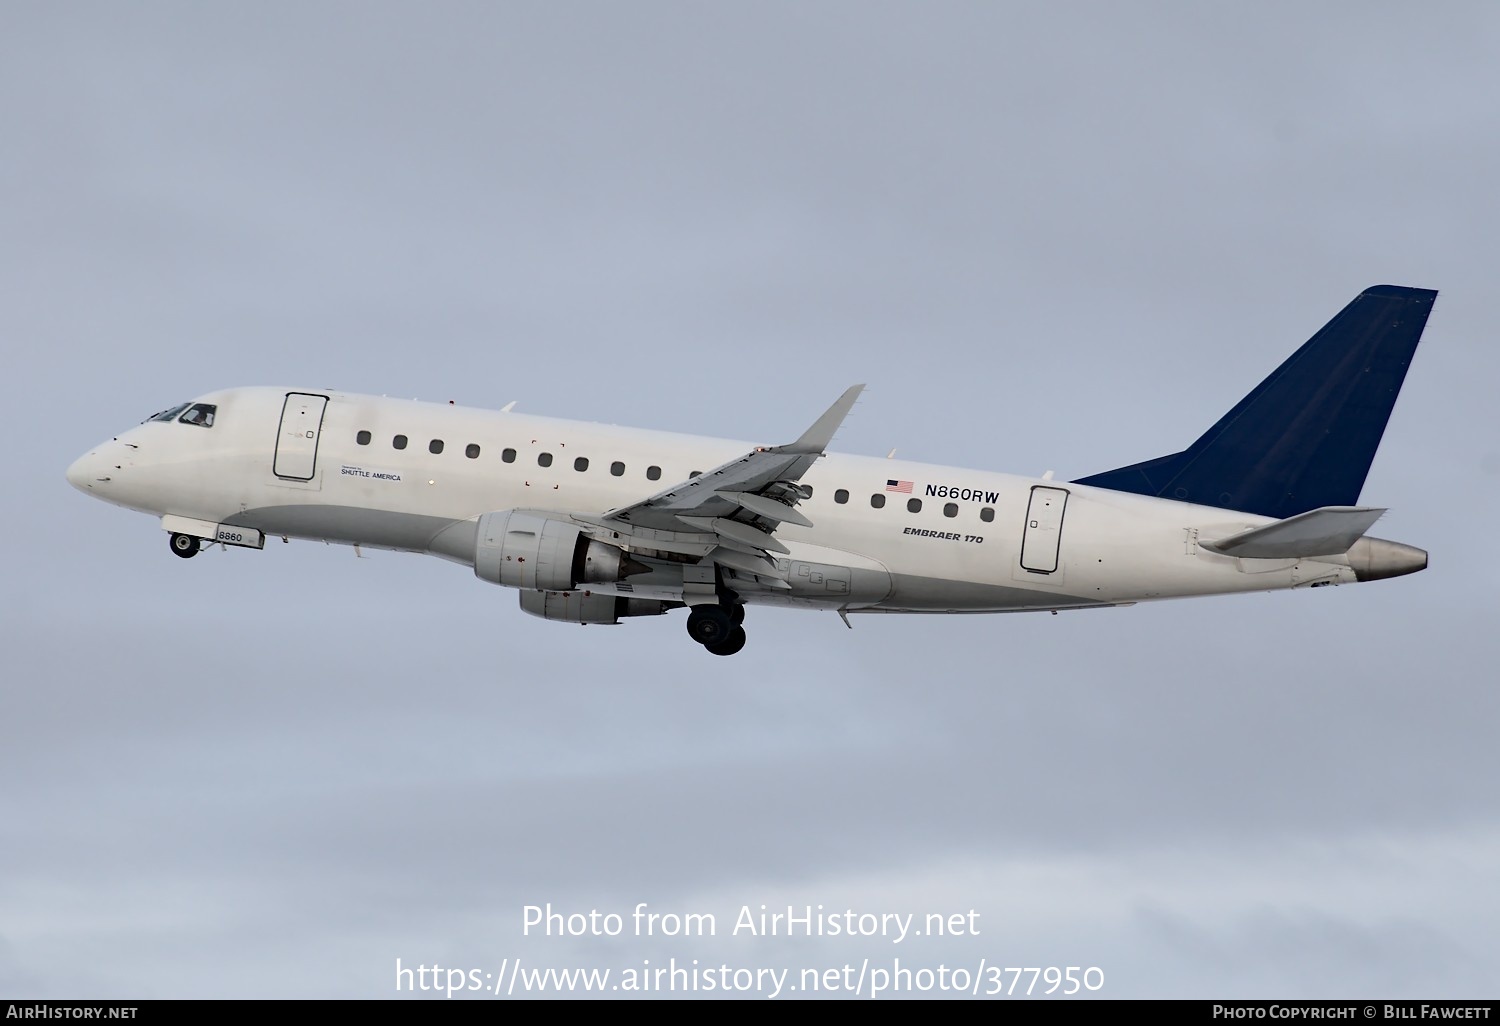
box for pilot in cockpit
[178,404,214,427]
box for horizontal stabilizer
[1200,506,1386,558]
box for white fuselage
[67,386,1373,617]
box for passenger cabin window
[943,502,958,518]
[393,434,408,450]
[870,494,886,509]
[356,430,371,446]
[429,439,444,454]
[647,466,662,481]
[538,453,553,467]
[574,457,589,472]
[465,443,480,459]
[802,486,814,499]
[689,470,702,478]
[178,403,216,428]
[610,461,625,477]
[980,507,995,523]
[502,448,517,463]
[834,489,849,504]
[907,498,922,513]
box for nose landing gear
[168,532,200,559]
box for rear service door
[273,393,329,480]
[1019,486,1069,574]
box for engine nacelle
[519,590,672,624]
[474,510,645,591]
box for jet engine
[473,510,648,591]
[519,590,673,624]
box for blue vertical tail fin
[1073,285,1436,518]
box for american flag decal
[886,479,913,494]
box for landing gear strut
[686,602,748,656]
[169,532,200,559]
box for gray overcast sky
[3,1,1498,1000]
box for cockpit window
[178,403,216,428]
[147,403,191,423]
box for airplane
[66,285,1433,656]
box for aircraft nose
[67,449,103,493]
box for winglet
[776,384,865,455]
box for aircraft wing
[580,385,864,580]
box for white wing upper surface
[574,385,864,580]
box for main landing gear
[169,532,200,559]
[686,601,747,656]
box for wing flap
[716,489,814,528]
[706,545,786,579]
[677,516,791,555]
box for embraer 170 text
[68,286,1433,655]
